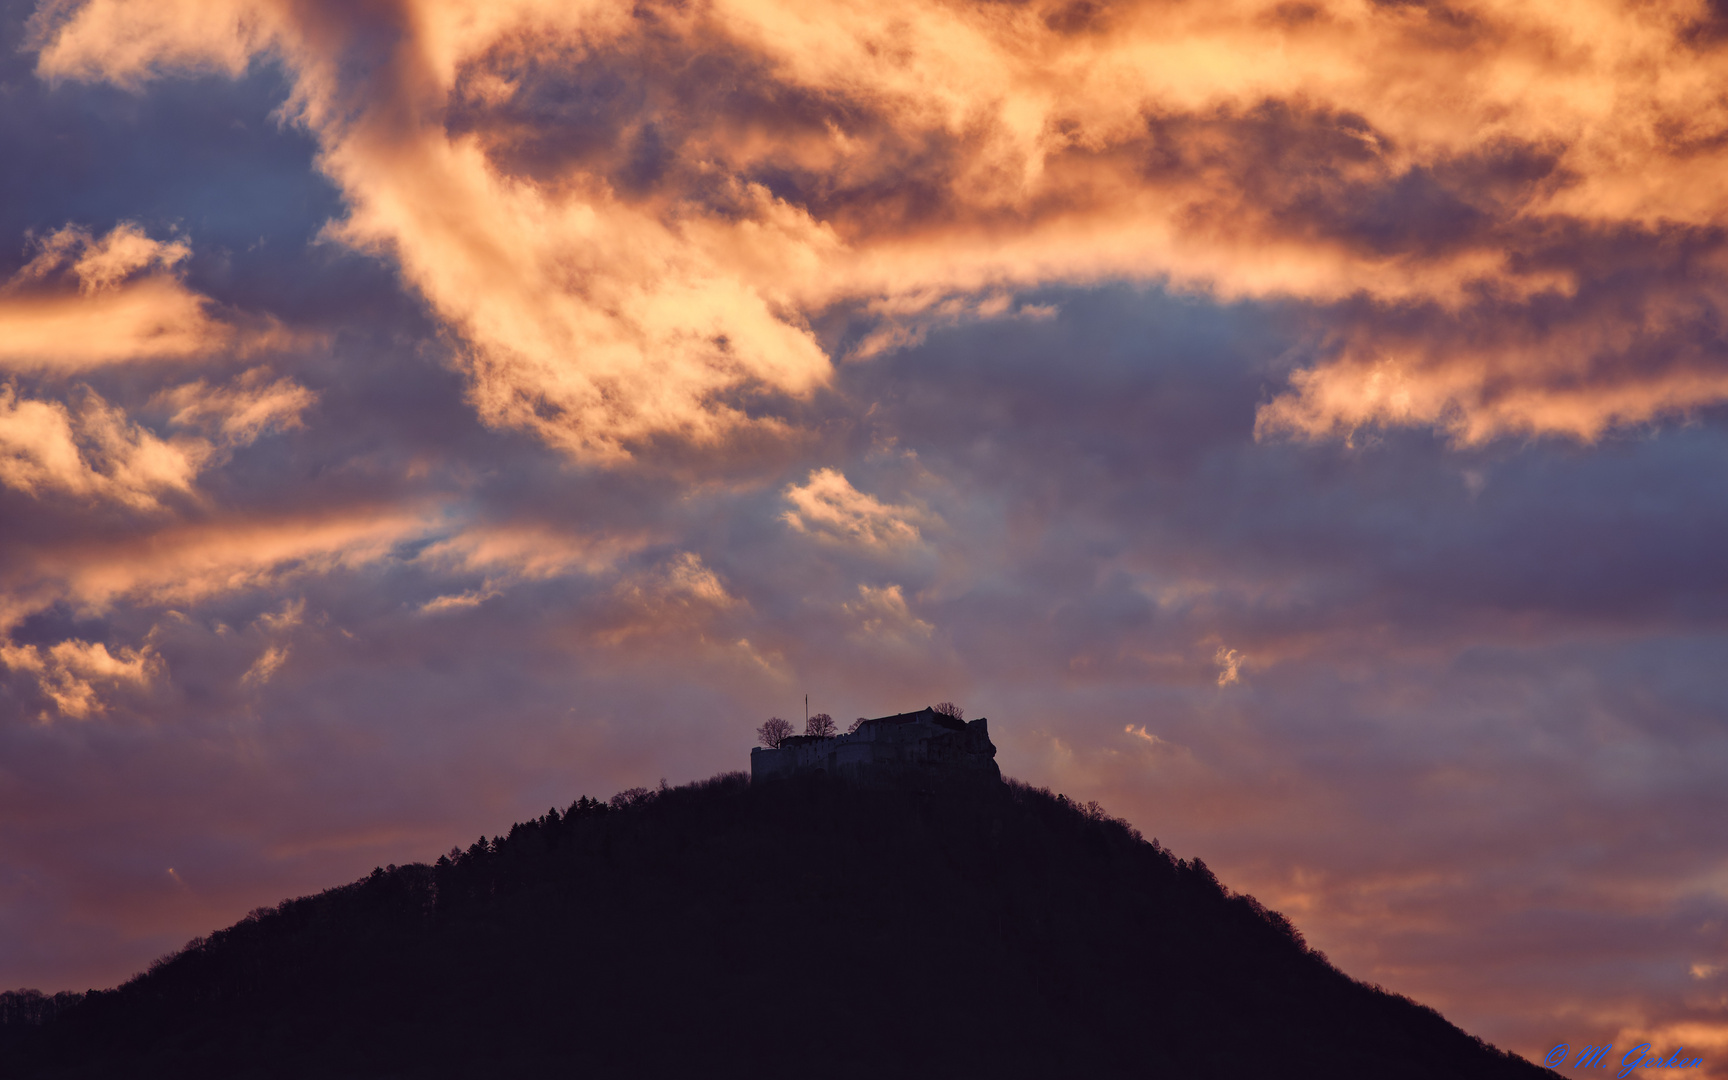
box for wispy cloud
[0,223,290,370]
[782,469,924,550]
[0,384,207,508]
[157,369,316,447]
[0,637,158,719]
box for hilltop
[0,772,1551,1079]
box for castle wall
[750,712,999,783]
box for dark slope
[1,774,1551,1079]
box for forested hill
[0,773,1552,1080]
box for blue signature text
[1545,1043,1705,1078]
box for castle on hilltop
[750,706,1001,783]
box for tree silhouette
[805,713,836,737]
[847,717,868,734]
[933,701,965,720]
[757,717,794,748]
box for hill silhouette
[0,772,1552,1079]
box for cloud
[0,637,158,719]
[240,599,303,685]
[845,291,1062,361]
[1256,307,1728,446]
[0,383,208,508]
[253,597,305,634]
[0,369,315,511]
[419,585,500,615]
[0,489,454,720]
[782,468,924,549]
[598,551,739,644]
[0,224,288,371]
[28,0,275,89]
[20,221,190,293]
[415,521,650,581]
[157,368,316,446]
[842,583,934,649]
[11,506,436,617]
[1123,724,1166,749]
[1214,646,1244,687]
[37,0,1728,452]
[239,643,290,687]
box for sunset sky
[3,0,1728,1068]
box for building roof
[859,706,967,733]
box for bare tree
[847,716,869,734]
[933,701,965,720]
[805,712,837,738]
[758,717,795,748]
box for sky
[2,0,1727,1069]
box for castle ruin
[750,706,1000,783]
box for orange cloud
[414,520,657,582]
[0,368,315,510]
[1214,646,1244,687]
[0,500,439,714]
[20,221,190,292]
[239,642,291,687]
[0,637,159,720]
[156,368,317,446]
[782,468,926,550]
[594,551,741,646]
[0,224,293,371]
[0,384,208,508]
[35,0,1728,447]
[29,0,273,88]
[842,583,935,651]
[10,507,431,618]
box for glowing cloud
[158,369,316,446]
[1215,646,1244,687]
[782,468,924,550]
[15,508,436,616]
[29,0,274,88]
[0,506,439,714]
[38,0,1728,452]
[414,521,656,582]
[419,585,501,616]
[0,224,284,370]
[0,384,207,508]
[239,643,290,688]
[0,369,315,510]
[842,583,935,649]
[0,637,158,719]
[23,221,190,293]
[598,551,739,645]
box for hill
[0,772,1552,1079]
